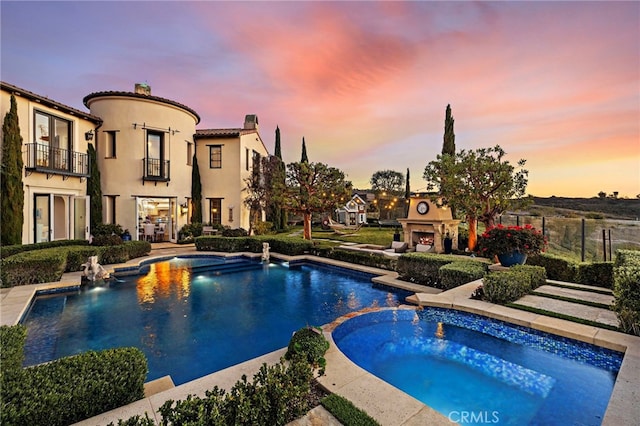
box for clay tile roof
[82,90,201,124]
[195,128,258,139]
[1,81,102,123]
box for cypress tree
[87,143,102,229]
[274,126,282,159]
[301,137,308,163]
[404,168,411,217]
[191,153,203,223]
[442,104,455,156]
[1,94,24,245]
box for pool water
[21,257,411,385]
[332,309,623,426]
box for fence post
[581,218,586,262]
[602,229,607,261]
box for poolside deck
[2,244,638,425]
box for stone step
[534,285,614,306]
[513,295,619,327]
[546,280,613,295]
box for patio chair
[143,223,155,242]
[155,223,166,242]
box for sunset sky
[1,1,638,198]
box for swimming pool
[332,308,623,426]
[20,256,411,385]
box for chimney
[134,83,151,96]
[244,114,259,130]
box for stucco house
[1,82,100,244]
[1,81,268,244]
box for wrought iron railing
[143,157,170,181]
[25,143,89,177]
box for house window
[146,131,164,177]
[104,195,117,224]
[34,111,71,169]
[209,198,222,225]
[252,150,261,171]
[246,148,250,171]
[187,142,193,166]
[209,145,222,168]
[105,131,117,158]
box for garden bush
[285,326,330,375]
[0,239,88,259]
[482,270,533,304]
[92,223,124,237]
[326,248,397,271]
[0,249,67,287]
[438,261,487,290]
[397,253,488,288]
[178,223,204,242]
[612,249,640,335]
[0,324,147,426]
[511,264,547,290]
[64,246,106,272]
[91,234,124,246]
[575,261,614,288]
[123,240,152,259]
[527,252,577,282]
[396,253,457,286]
[195,236,314,256]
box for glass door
[73,196,90,240]
[34,194,51,243]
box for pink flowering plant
[477,224,546,258]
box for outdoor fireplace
[397,197,460,253]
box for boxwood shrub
[511,264,547,290]
[195,236,314,256]
[326,248,397,271]
[396,253,457,286]
[482,270,533,304]
[0,325,147,426]
[575,261,613,288]
[527,253,577,282]
[0,239,89,259]
[0,249,67,287]
[438,261,488,290]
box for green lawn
[278,226,397,246]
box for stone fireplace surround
[398,197,460,253]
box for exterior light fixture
[180,202,188,215]
[85,130,94,141]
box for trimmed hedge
[397,253,489,287]
[575,262,614,288]
[612,249,640,335]
[511,264,547,290]
[0,241,151,288]
[527,253,576,282]
[0,239,89,259]
[0,325,147,426]
[438,261,488,290]
[527,253,613,288]
[482,270,533,304]
[195,235,314,256]
[326,248,397,271]
[0,249,67,287]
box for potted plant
[476,224,546,266]
[121,229,131,241]
[443,231,453,254]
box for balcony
[143,157,170,185]
[25,143,89,179]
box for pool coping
[2,250,639,425]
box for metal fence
[498,215,640,262]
